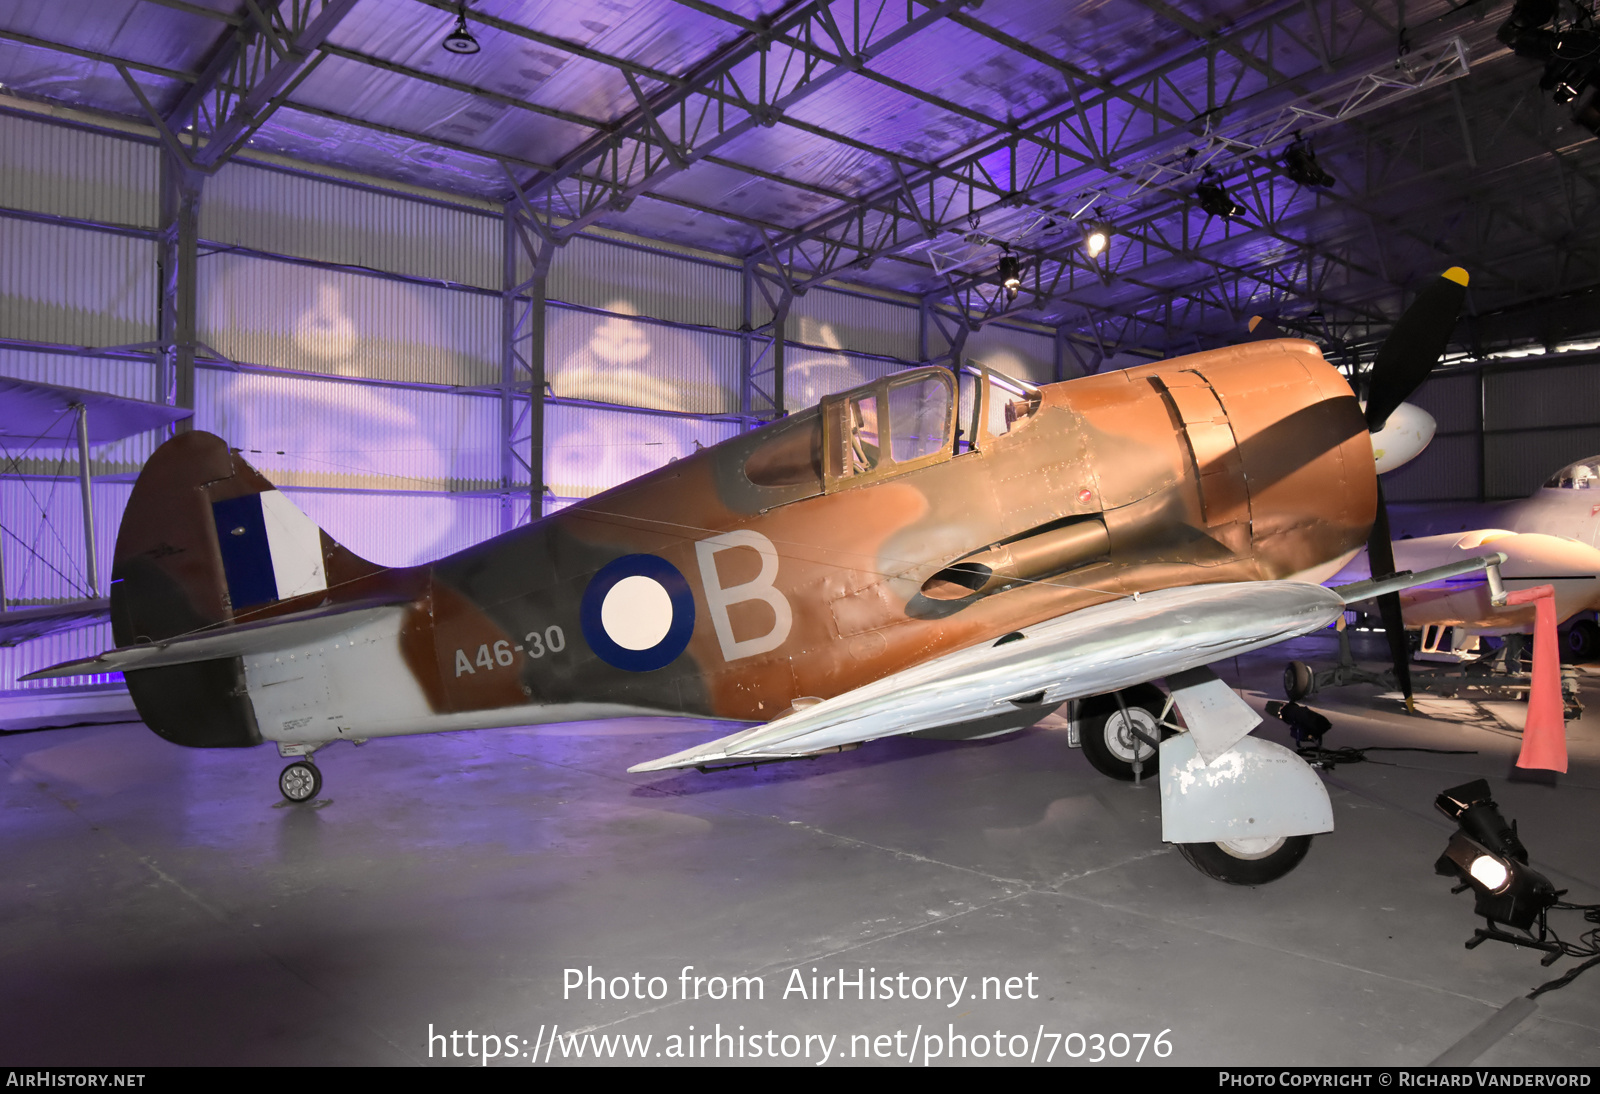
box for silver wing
[630,554,1505,774]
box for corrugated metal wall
[545,235,742,329]
[1484,361,1600,498]
[545,403,741,499]
[0,112,158,227]
[194,369,501,493]
[0,480,127,605]
[1,622,118,690]
[0,348,162,475]
[283,487,503,568]
[784,346,905,412]
[197,251,499,385]
[0,218,156,347]
[1383,433,1480,502]
[788,287,919,361]
[965,322,1057,385]
[1384,372,1482,502]
[1411,372,1480,435]
[202,161,500,289]
[546,305,742,415]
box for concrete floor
[2,634,1597,1067]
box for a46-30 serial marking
[453,627,566,677]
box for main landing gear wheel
[1283,660,1314,701]
[279,761,322,803]
[1176,835,1313,885]
[1566,619,1600,662]
[1078,684,1167,781]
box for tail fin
[111,430,379,747]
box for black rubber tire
[1176,834,1313,885]
[1078,684,1167,781]
[1565,619,1600,662]
[279,761,322,803]
[1283,660,1313,701]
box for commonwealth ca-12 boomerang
[28,269,1500,885]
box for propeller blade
[1365,267,1468,432]
[1367,478,1414,711]
[1246,315,1287,340]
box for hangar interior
[1,0,1598,1067]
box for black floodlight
[1270,700,1331,749]
[997,247,1022,299]
[1282,136,1335,188]
[443,4,480,54]
[1434,779,1559,937]
[1497,0,1600,135]
[1195,174,1246,218]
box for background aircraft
[0,378,190,647]
[27,270,1497,886]
[1384,459,1600,658]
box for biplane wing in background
[0,377,191,645]
[27,271,1486,885]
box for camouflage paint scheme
[106,338,1373,751]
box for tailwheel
[1077,684,1167,781]
[1176,835,1313,885]
[279,761,322,803]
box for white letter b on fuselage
[694,530,793,662]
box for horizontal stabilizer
[20,597,411,680]
[0,600,110,648]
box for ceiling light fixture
[1195,172,1246,218]
[443,3,481,55]
[1083,223,1110,258]
[1498,0,1600,135]
[1281,134,1336,188]
[997,247,1022,300]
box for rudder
[111,431,378,747]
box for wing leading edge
[629,554,1507,774]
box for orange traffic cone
[1505,584,1568,773]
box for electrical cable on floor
[1265,700,1478,768]
[1294,744,1480,769]
[1516,904,1600,998]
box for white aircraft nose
[1369,401,1437,474]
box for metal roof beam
[753,1,1446,300]
[509,0,973,241]
[164,0,362,171]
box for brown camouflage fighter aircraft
[28,269,1498,885]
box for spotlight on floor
[443,3,481,54]
[997,247,1022,299]
[1434,779,1561,956]
[1195,173,1246,218]
[1282,136,1335,188]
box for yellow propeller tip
[1443,267,1469,286]
[1247,315,1263,332]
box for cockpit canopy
[1543,457,1600,489]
